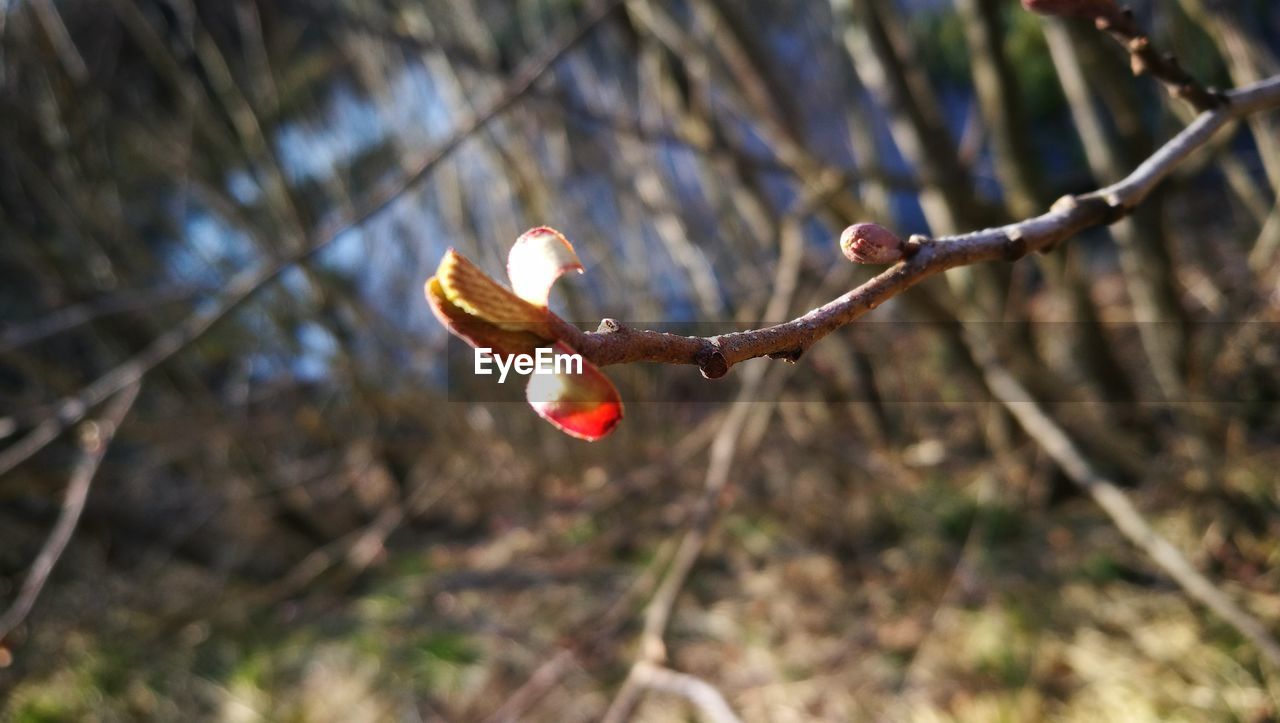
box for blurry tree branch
[600,192,834,722]
[1041,19,1190,401]
[1024,0,1227,111]
[622,662,744,723]
[251,463,448,606]
[483,650,578,723]
[481,535,683,722]
[834,0,983,234]
[0,286,204,355]
[970,334,1280,667]
[0,381,140,645]
[0,0,627,476]
[598,378,763,723]
[628,0,867,223]
[27,0,88,84]
[1090,5,1229,111]
[478,418,732,721]
[328,0,929,199]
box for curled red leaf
[525,342,623,441]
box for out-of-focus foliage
[2,0,1279,720]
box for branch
[482,535,685,722]
[1093,6,1228,112]
[0,285,203,356]
[0,381,140,646]
[970,335,1280,667]
[1023,0,1227,111]
[550,74,1280,378]
[598,384,769,723]
[0,0,627,478]
[600,206,825,722]
[250,467,447,606]
[307,4,923,194]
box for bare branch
[548,75,1280,377]
[252,473,446,606]
[1092,7,1228,112]
[0,286,203,355]
[481,650,577,723]
[1024,0,1227,111]
[1042,17,1189,400]
[0,381,141,645]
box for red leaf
[525,342,623,441]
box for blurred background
[1,0,1279,720]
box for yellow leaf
[436,249,550,332]
[424,277,545,356]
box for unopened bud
[840,223,905,265]
[1020,0,1117,18]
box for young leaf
[506,226,584,307]
[437,250,549,331]
[424,278,545,356]
[525,342,623,441]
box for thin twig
[1093,6,1229,111]
[480,535,681,723]
[0,381,141,645]
[1024,0,1227,111]
[0,286,203,356]
[253,472,448,606]
[546,75,1280,375]
[0,0,627,478]
[482,650,577,723]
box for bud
[1020,0,1118,19]
[840,223,906,265]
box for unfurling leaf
[507,226,584,307]
[423,227,623,441]
[425,278,544,356]
[525,342,623,441]
[436,250,549,331]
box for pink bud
[1020,0,1117,19]
[840,223,905,265]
